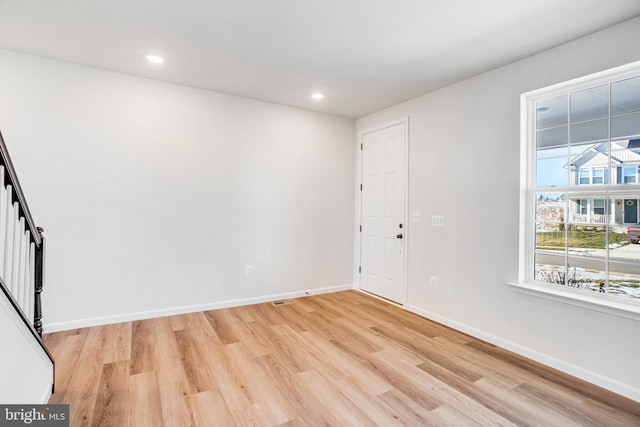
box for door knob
[396,233,403,239]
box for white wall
[356,17,640,401]
[0,290,53,403]
[0,49,356,328]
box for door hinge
[360,184,363,191]
[359,225,362,232]
[358,266,361,274]
[360,143,363,150]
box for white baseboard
[44,284,355,333]
[405,304,640,403]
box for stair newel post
[33,226,45,337]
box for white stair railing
[0,131,45,337]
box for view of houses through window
[531,68,640,300]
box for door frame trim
[354,117,409,305]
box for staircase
[0,130,54,403]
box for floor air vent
[271,300,294,306]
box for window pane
[623,167,637,183]
[582,201,589,215]
[571,85,608,122]
[611,76,640,115]
[567,256,607,294]
[537,95,567,129]
[610,142,640,186]
[535,194,565,223]
[535,213,567,286]
[570,118,608,145]
[573,199,588,217]
[536,157,568,187]
[535,263,568,286]
[607,225,630,250]
[611,111,640,140]
[609,194,640,225]
[537,126,568,149]
[568,194,608,224]
[567,144,608,187]
[567,225,607,293]
[579,169,590,184]
[606,262,640,299]
[535,256,607,293]
[593,199,605,214]
[592,169,604,184]
[569,224,607,249]
[607,208,640,299]
[536,225,564,249]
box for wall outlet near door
[430,275,438,287]
[245,265,254,276]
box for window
[593,199,606,215]
[579,169,590,184]
[622,166,637,183]
[576,199,588,215]
[577,168,607,185]
[517,61,640,318]
[592,168,605,184]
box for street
[537,242,640,275]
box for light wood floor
[45,290,640,426]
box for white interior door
[360,121,406,303]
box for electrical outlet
[412,212,421,223]
[245,265,253,276]
[430,275,438,287]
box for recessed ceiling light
[146,54,164,64]
[311,93,324,100]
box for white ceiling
[1,1,639,118]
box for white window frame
[576,199,588,215]
[593,199,606,215]
[579,169,590,184]
[511,61,640,321]
[592,168,605,184]
[622,166,637,183]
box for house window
[576,168,607,185]
[592,168,605,184]
[593,199,606,215]
[622,166,637,183]
[517,61,640,317]
[579,169,590,184]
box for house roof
[567,140,640,169]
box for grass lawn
[536,231,628,249]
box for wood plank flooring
[44,290,640,426]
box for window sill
[507,281,640,322]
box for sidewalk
[567,241,640,261]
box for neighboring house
[567,139,640,224]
